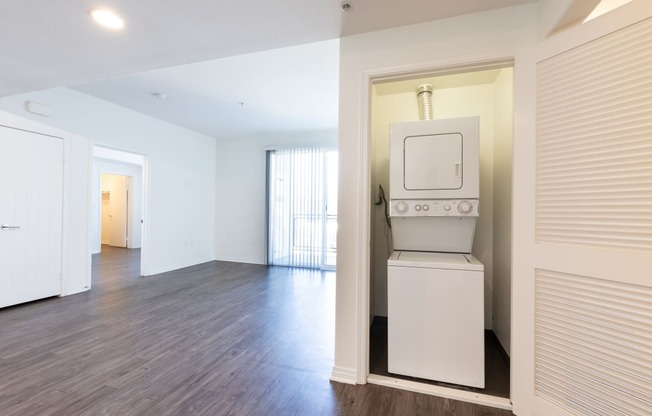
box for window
[267,148,337,269]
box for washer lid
[388,251,484,271]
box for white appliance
[386,113,484,389]
[389,116,479,200]
[390,199,478,253]
[387,251,485,388]
[389,116,479,253]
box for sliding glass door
[268,148,337,269]
[322,150,337,269]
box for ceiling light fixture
[90,9,125,30]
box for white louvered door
[512,1,652,415]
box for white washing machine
[387,251,485,388]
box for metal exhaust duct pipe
[417,84,433,120]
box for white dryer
[387,251,485,388]
[389,116,479,201]
[389,116,480,253]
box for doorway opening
[91,146,147,285]
[267,147,338,270]
[101,173,131,249]
[366,61,514,407]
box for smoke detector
[341,1,353,12]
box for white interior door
[102,173,128,248]
[512,2,652,415]
[0,125,63,308]
[109,175,127,248]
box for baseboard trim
[367,374,512,411]
[330,366,357,385]
[146,256,216,277]
[60,285,89,296]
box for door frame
[92,145,149,277]
[100,172,131,248]
[355,54,516,409]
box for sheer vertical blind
[268,147,326,268]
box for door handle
[1,224,21,230]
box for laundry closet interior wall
[370,67,513,353]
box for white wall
[492,68,514,355]
[0,88,217,277]
[538,0,601,38]
[370,79,498,329]
[585,0,635,21]
[333,4,537,383]
[92,160,143,253]
[215,130,337,264]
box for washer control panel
[390,199,479,217]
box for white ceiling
[1,0,535,139]
[72,40,340,140]
[374,69,505,96]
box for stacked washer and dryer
[387,88,484,388]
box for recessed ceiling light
[90,9,125,30]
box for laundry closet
[369,65,514,396]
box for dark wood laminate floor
[0,246,513,416]
[369,318,511,398]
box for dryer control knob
[422,204,430,211]
[458,201,473,214]
[395,201,408,214]
[444,205,451,211]
[415,205,422,211]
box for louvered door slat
[535,269,652,416]
[536,14,652,253]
